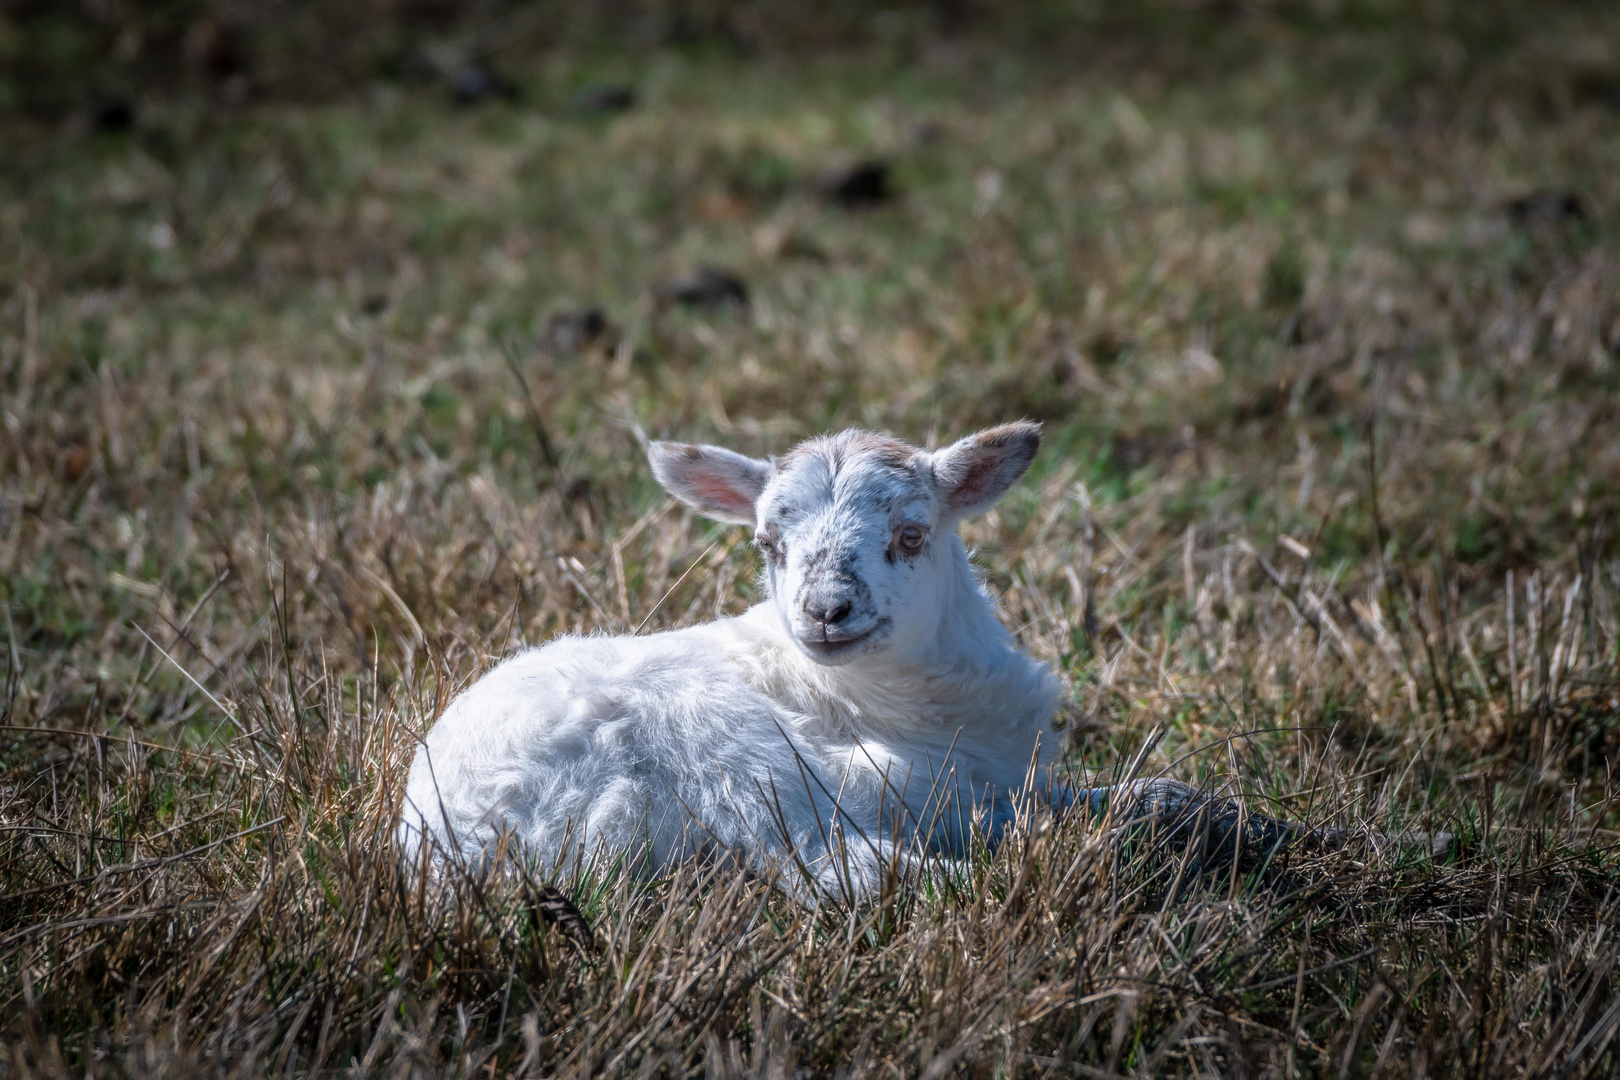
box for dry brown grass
[3,3,1620,1076]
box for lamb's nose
[805,599,853,628]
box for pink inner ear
[949,458,999,509]
[691,475,752,515]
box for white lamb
[399,422,1078,894]
[397,422,1363,899]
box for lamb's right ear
[647,441,772,525]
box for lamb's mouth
[799,619,889,661]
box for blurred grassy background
[2,1,1619,1076]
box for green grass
[3,3,1620,1076]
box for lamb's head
[647,422,1040,665]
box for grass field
[3,3,1620,1075]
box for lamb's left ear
[648,441,772,525]
[931,421,1042,520]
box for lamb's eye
[896,525,927,555]
[755,530,783,562]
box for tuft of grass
[4,3,1620,1076]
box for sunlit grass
[3,4,1620,1076]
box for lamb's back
[398,624,812,867]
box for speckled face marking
[751,432,932,662]
[648,423,1042,666]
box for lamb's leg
[1061,778,1455,867]
[1071,779,1306,869]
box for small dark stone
[657,266,750,310]
[540,307,610,354]
[909,121,947,147]
[57,433,93,483]
[221,73,252,108]
[818,160,894,209]
[575,84,637,114]
[186,18,246,80]
[777,232,828,262]
[452,66,511,105]
[1086,330,1133,368]
[1507,190,1586,227]
[90,98,136,132]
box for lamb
[396,422,1370,900]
